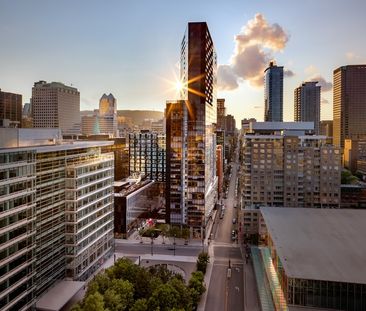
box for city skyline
[1,0,366,124]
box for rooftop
[261,207,366,284]
[251,122,314,131]
[36,280,85,311]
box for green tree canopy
[130,298,149,311]
[148,283,180,311]
[83,292,105,311]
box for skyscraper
[294,81,321,134]
[0,88,22,127]
[99,93,118,137]
[31,81,80,133]
[166,22,217,238]
[217,98,226,130]
[264,61,283,122]
[99,93,117,116]
[333,65,366,148]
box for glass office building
[166,22,218,238]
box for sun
[175,80,184,91]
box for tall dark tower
[333,65,366,148]
[166,22,217,238]
[264,61,283,122]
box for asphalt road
[205,146,245,311]
[115,242,203,257]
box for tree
[189,271,205,296]
[130,299,148,311]
[168,277,193,310]
[196,252,210,274]
[341,169,359,184]
[70,304,83,311]
[104,288,123,311]
[132,268,153,300]
[169,225,181,238]
[71,258,207,311]
[149,265,175,284]
[109,279,134,310]
[83,292,105,311]
[160,224,169,244]
[87,273,111,296]
[107,258,138,283]
[182,227,190,242]
[148,284,180,311]
[189,271,206,307]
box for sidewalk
[197,210,218,311]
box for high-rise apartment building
[320,120,333,137]
[225,114,236,136]
[166,22,217,238]
[264,62,283,122]
[0,89,22,127]
[217,98,226,130]
[0,129,114,310]
[294,81,321,134]
[333,65,366,148]
[241,122,340,209]
[343,138,366,174]
[128,130,166,182]
[32,81,80,134]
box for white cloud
[217,65,239,90]
[309,75,333,92]
[305,65,317,75]
[217,13,291,91]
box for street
[115,241,203,257]
[113,142,260,311]
[205,144,260,311]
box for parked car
[232,218,237,224]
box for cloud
[346,52,360,61]
[305,65,317,75]
[309,75,333,92]
[217,65,239,90]
[217,13,290,91]
[284,69,295,77]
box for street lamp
[173,234,176,256]
[150,233,154,256]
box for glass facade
[128,131,166,182]
[166,22,217,238]
[0,150,36,311]
[114,181,165,236]
[65,152,114,281]
[267,234,366,311]
[264,62,283,122]
[0,143,115,310]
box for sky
[1,0,366,125]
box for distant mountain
[117,110,163,125]
[80,109,164,125]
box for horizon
[1,0,366,124]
